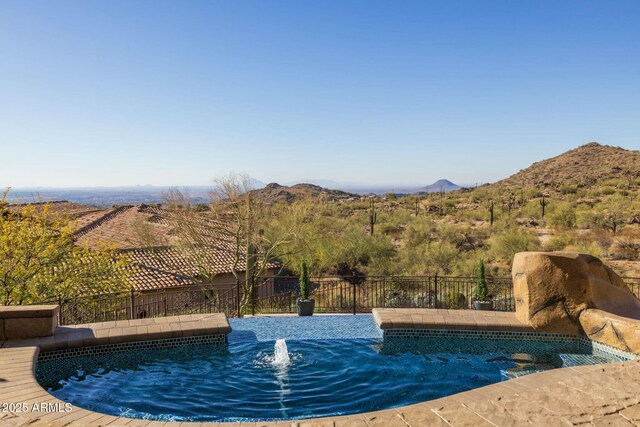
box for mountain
[248,183,360,204]
[495,142,640,190]
[424,179,461,193]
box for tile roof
[70,204,279,290]
[126,263,196,291]
[8,201,278,292]
[74,205,174,249]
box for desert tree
[0,190,130,305]
[163,174,293,315]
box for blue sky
[1,1,639,188]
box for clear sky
[1,0,639,188]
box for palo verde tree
[0,190,130,305]
[164,174,293,315]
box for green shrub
[547,203,576,229]
[444,292,467,309]
[544,233,574,251]
[559,185,577,195]
[600,186,616,195]
[490,228,540,263]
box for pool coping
[2,310,640,426]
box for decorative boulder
[579,309,640,353]
[512,251,640,353]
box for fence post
[434,273,438,308]
[57,295,63,326]
[289,292,293,313]
[236,281,241,318]
[251,281,256,317]
[352,282,357,315]
[130,288,135,320]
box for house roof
[127,263,196,291]
[74,205,174,249]
[69,203,279,290]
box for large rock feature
[579,309,640,353]
[512,251,640,353]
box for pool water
[36,315,628,422]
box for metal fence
[257,275,515,314]
[41,275,640,326]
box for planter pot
[473,300,494,311]
[296,299,315,316]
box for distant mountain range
[4,179,466,206]
[15,142,636,206]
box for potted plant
[296,260,315,316]
[473,258,493,310]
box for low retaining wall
[0,305,59,340]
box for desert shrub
[489,228,540,264]
[600,186,617,196]
[575,203,627,233]
[402,218,437,248]
[380,223,403,235]
[611,238,640,260]
[426,241,460,275]
[601,178,628,188]
[520,199,543,219]
[564,241,605,258]
[559,185,578,195]
[544,232,575,251]
[525,187,543,199]
[547,203,576,229]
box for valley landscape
[5,142,640,284]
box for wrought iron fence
[38,275,640,326]
[45,286,240,326]
[259,275,515,314]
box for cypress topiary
[300,260,310,300]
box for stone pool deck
[2,310,640,426]
[0,313,231,352]
[372,308,537,332]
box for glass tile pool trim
[383,329,638,361]
[37,334,228,363]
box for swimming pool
[36,315,633,422]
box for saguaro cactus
[540,195,548,218]
[369,199,377,236]
[489,199,494,227]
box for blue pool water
[37,315,628,422]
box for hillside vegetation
[254,143,640,278]
[496,142,640,190]
[7,142,640,286]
